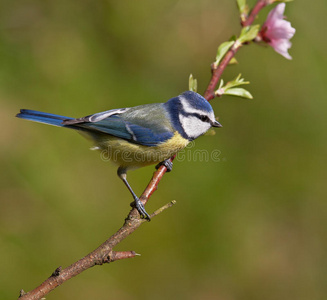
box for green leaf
[224,87,253,99]
[204,128,216,136]
[236,0,247,12]
[236,0,249,21]
[224,73,249,90]
[213,41,235,68]
[229,57,238,65]
[215,74,252,98]
[218,79,224,90]
[230,35,237,41]
[189,74,197,92]
[238,25,260,43]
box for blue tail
[16,109,74,127]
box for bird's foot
[131,197,151,221]
[155,159,173,172]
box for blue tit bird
[16,91,222,220]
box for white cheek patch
[179,115,211,139]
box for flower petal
[267,19,296,40]
[260,3,295,60]
[270,39,293,60]
[266,3,286,25]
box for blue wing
[63,104,174,147]
[79,116,173,146]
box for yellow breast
[96,131,189,169]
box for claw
[155,159,173,172]
[131,197,151,221]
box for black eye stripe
[181,111,211,123]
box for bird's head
[165,91,222,140]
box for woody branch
[18,1,268,299]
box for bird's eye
[200,115,209,122]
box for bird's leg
[155,158,173,172]
[117,167,151,221]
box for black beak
[212,120,222,128]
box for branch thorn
[51,266,62,277]
[19,289,26,298]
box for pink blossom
[259,3,296,60]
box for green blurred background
[1,0,326,299]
